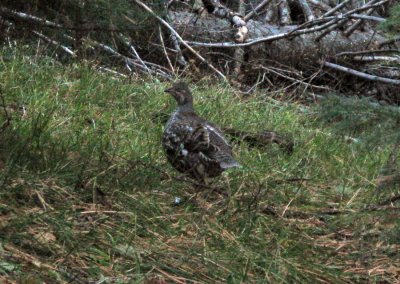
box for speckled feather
[162,82,240,182]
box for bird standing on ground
[162,82,240,184]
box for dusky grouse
[162,82,240,183]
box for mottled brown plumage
[162,82,240,182]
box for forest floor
[0,47,399,283]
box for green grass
[0,47,399,283]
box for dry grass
[0,47,399,283]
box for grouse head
[165,82,193,109]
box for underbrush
[0,48,399,283]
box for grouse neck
[177,103,194,112]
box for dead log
[170,11,386,69]
[169,6,400,101]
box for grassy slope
[0,48,399,283]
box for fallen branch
[351,55,400,63]
[322,61,400,85]
[349,14,385,22]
